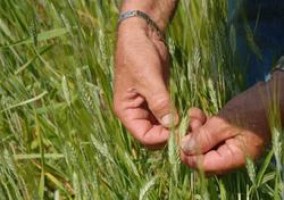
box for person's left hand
[180,79,279,175]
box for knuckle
[148,95,170,113]
[188,107,202,117]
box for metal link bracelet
[118,10,165,40]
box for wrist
[269,70,284,121]
[120,0,178,32]
[118,17,148,33]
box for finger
[143,85,179,128]
[119,107,170,148]
[114,92,170,148]
[188,107,207,131]
[181,116,240,155]
[181,137,246,175]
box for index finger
[119,103,170,149]
[181,138,246,175]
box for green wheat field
[0,0,283,199]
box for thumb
[181,116,239,155]
[145,88,178,128]
[188,107,207,131]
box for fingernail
[161,114,173,127]
[181,136,196,154]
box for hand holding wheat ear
[181,71,284,174]
[114,0,179,148]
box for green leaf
[1,28,68,49]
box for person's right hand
[113,18,178,149]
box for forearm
[120,0,179,31]
[217,70,284,136]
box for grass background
[0,0,283,199]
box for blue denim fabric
[228,0,284,86]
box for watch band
[118,10,165,40]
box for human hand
[113,18,178,148]
[180,73,284,174]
